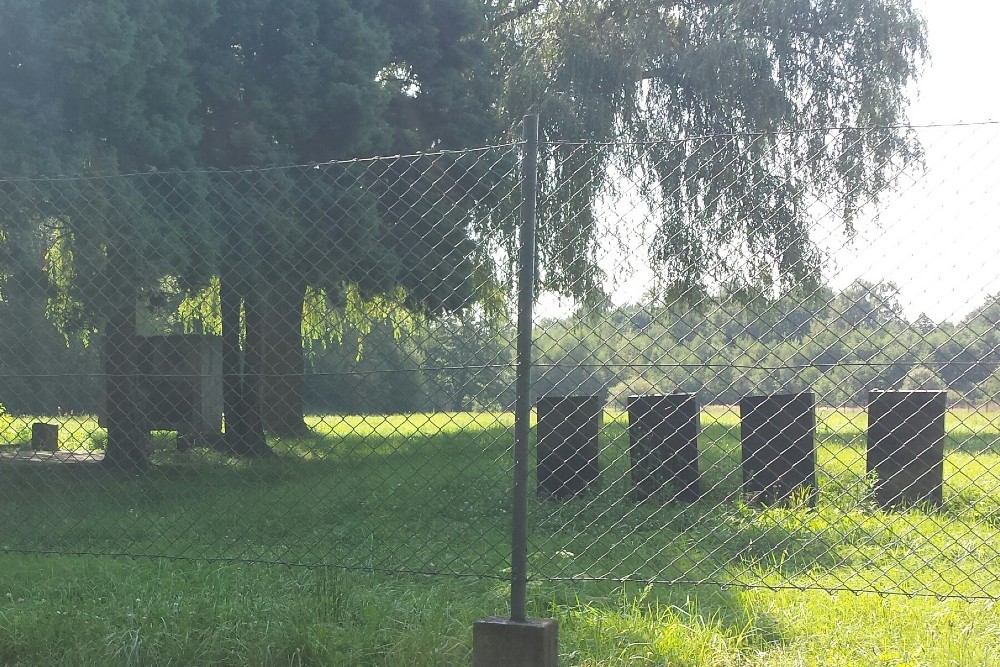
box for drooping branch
[491,0,927,300]
[490,0,542,28]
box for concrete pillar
[536,395,601,499]
[867,390,946,508]
[473,617,558,667]
[626,393,700,501]
[31,423,58,452]
[740,392,816,505]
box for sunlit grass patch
[0,413,105,453]
[1,407,1000,664]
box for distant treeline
[533,281,1000,409]
[2,280,1000,415]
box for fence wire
[0,146,522,579]
[528,122,1000,600]
[1,123,1000,601]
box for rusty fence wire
[2,122,1000,602]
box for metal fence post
[511,114,539,623]
[473,114,555,667]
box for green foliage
[2,407,1000,664]
[1,0,935,434]
[530,283,1000,409]
[1,0,506,340]
[902,365,946,391]
[491,0,928,300]
[0,554,997,665]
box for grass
[0,407,999,665]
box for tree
[4,0,931,456]
[901,365,945,391]
[974,367,1000,407]
[191,0,502,439]
[959,294,1000,393]
[825,280,905,332]
[2,0,506,460]
[1,0,216,470]
[489,0,927,300]
[421,315,515,411]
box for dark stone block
[473,617,558,667]
[31,423,58,452]
[740,393,816,505]
[101,335,223,437]
[627,393,700,501]
[176,432,197,452]
[536,395,601,499]
[867,390,946,509]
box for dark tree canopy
[0,0,505,451]
[1,0,503,328]
[1,0,930,454]
[1,0,216,319]
[3,0,931,313]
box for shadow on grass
[3,409,1000,600]
[527,489,848,591]
[0,417,517,579]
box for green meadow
[1,407,999,666]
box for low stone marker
[31,423,59,452]
[867,389,946,509]
[626,393,700,501]
[536,395,601,499]
[740,392,816,505]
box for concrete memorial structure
[473,617,558,667]
[740,392,817,505]
[31,423,59,452]
[867,390,946,508]
[101,335,223,444]
[535,395,601,499]
[626,393,700,501]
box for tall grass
[1,407,998,665]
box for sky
[832,0,1000,322]
[908,0,1000,127]
[541,0,1000,324]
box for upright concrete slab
[867,390,946,508]
[31,423,58,452]
[536,395,601,499]
[473,617,558,667]
[137,335,223,436]
[100,334,223,444]
[627,393,700,501]
[740,392,816,505]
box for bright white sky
[908,0,998,127]
[830,0,1000,322]
[540,0,1000,324]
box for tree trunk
[4,266,54,414]
[240,283,270,454]
[220,262,243,451]
[219,260,271,457]
[259,276,309,435]
[102,245,150,472]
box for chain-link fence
[525,120,1000,603]
[0,145,522,578]
[2,120,1000,607]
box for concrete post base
[473,617,558,667]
